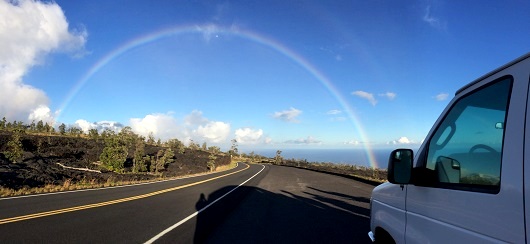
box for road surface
[0,163,376,243]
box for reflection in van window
[426,77,512,190]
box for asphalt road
[0,163,376,243]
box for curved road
[0,163,375,243]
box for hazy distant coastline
[250,148,397,169]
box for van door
[405,60,529,243]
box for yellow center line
[0,163,250,225]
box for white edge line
[0,163,241,201]
[144,164,266,244]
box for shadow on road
[193,185,371,244]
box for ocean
[249,148,397,169]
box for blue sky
[1,0,530,153]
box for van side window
[425,77,512,193]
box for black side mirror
[388,149,413,184]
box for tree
[249,151,256,162]
[152,148,174,173]
[208,146,220,154]
[68,126,83,137]
[118,126,136,150]
[147,132,156,145]
[99,134,128,173]
[29,120,36,132]
[132,138,147,173]
[167,138,186,154]
[0,117,6,129]
[188,139,199,150]
[4,129,23,163]
[207,153,217,172]
[59,123,66,135]
[88,129,99,140]
[274,150,283,165]
[229,139,238,156]
[44,123,52,133]
[36,120,44,132]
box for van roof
[456,52,530,95]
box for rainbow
[57,24,379,168]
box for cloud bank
[128,110,231,144]
[235,128,264,144]
[0,0,87,123]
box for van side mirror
[388,149,413,184]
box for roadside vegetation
[0,118,234,197]
[0,117,385,197]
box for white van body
[369,53,530,243]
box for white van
[369,52,530,243]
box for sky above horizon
[1,0,530,154]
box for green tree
[207,153,217,172]
[167,138,186,154]
[229,139,238,156]
[118,126,136,150]
[147,132,156,145]
[144,155,154,172]
[68,127,83,137]
[29,120,36,132]
[4,129,23,163]
[208,146,220,154]
[0,117,6,130]
[59,123,66,135]
[36,120,45,132]
[274,150,283,165]
[132,138,147,173]
[44,123,52,133]
[188,139,199,150]
[249,151,256,162]
[88,129,99,140]
[99,134,128,173]
[152,148,174,173]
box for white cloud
[423,6,446,30]
[130,113,183,141]
[344,140,361,145]
[195,24,221,42]
[285,136,321,145]
[327,109,342,115]
[75,120,123,133]
[379,92,396,100]
[352,90,377,106]
[0,0,86,123]
[235,128,263,144]
[28,105,57,125]
[273,107,302,123]
[129,110,231,144]
[435,93,449,101]
[184,110,208,126]
[196,121,231,143]
[387,137,415,145]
